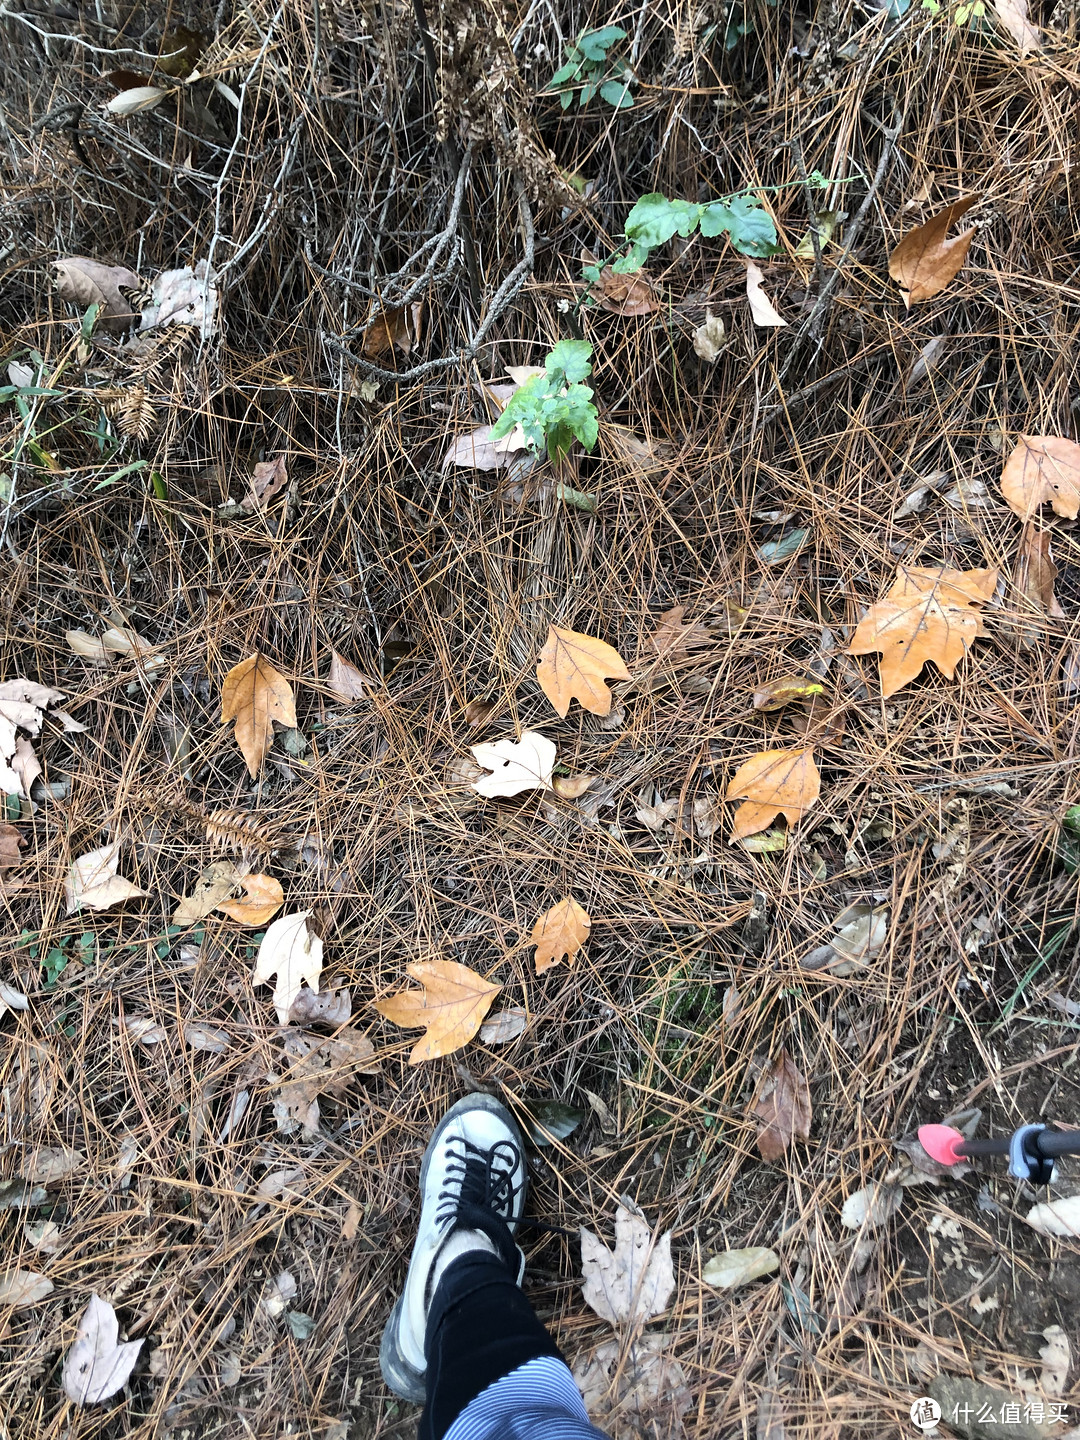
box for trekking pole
[918,1122,1080,1185]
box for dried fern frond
[105,385,157,441]
[204,807,281,856]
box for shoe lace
[436,1136,520,1231]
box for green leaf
[599,79,633,107]
[579,80,598,107]
[578,24,625,58]
[560,89,574,110]
[93,458,149,491]
[610,242,650,274]
[549,60,580,86]
[1065,806,1080,838]
[150,469,168,500]
[287,1311,316,1340]
[757,528,811,565]
[700,194,778,257]
[581,263,602,284]
[625,193,702,249]
[546,339,592,384]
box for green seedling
[548,25,634,110]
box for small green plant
[491,339,597,466]
[547,25,634,110]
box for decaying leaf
[536,625,631,718]
[53,256,144,333]
[23,1219,62,1254]
[702,1246,779,1290]
[172,859,252,925]
[648,606,711,659]
[531,897,591,975]
[840,1180,903,1230]
[726,749,820,841]
[552,773,595,799]
[441,422,527,471]
[745,263,787,327]
[375,959,500,1063]
[0,679,68,797]
[580,1202,675,1330]
[183,1022,230,1054]
[220,654,297,778]
[62,1294,144,1405]
[1038,1326,1070,1398]
[22,1146,83,1183]
[999,436,1080,521]
[992,0,1040,52]
[64,844,148,914]
[287,985,352,1026]
[692,311,727,363]
[749,1049,812,1161]
[0,982,29,1022]
[573,1333,691,1434]
[803,903,889,976]
[216,872,284,925]
[753,676,824,712]
[361,304,421,360]
[326,651,372,703]
[106,85,168,115]
[1025,1195,1080,1238]
[274,1026,378,1135]
[470,730,556,797]
[259,1270,297,1318]
[252,911,324,1025]
[242,454,289,511]
[480,1006,528,1045]
[848,565,997,697]
[584,253,660,316]
[1015,523,1065,643]
[888,197,978,307]
[0,1267,53,1309]
[0,823,26,870]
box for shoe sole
[379,1093,528,1405]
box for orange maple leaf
[725,748,820,841]
[536,625,630,718]
[375,960,500,1064]
[531,897,591,975]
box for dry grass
[2,0,1080,1436]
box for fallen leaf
[256,1166,306,1200]
[252,911,324,1025]
[1015,523,1065,641]
[53,257,144,333]
[361,305,420,360]
[374,959,499,1064]
[216,872,284,925]
[552,773,595,799]
[1025,1195,1080,1238]
[941,475,992,512]
[992,0,1040,51]
[840,1180,903,1230]
[242,454,289,511]
[479,1006,528,1045]
[0,1178,46,1210]
[648,606,711,658]
[580,1202,675,1330]
[441,422,527,471]
[340,1198,361,1238]
[745,263,788,327]
[0,822,24,869]
[536,625,631,718]
[848,565,997,697]
[118,1016,167,1045]
[274,1027,378,1135]
[692,310,727,363]
[888,196,978,306]
[326,651,372,702]
[702,1247,779,1290]
[1039,1325,1070,1398]
[22,1146,83,1183]
[0,982,29,1021]
[753,676,824,712]
[726,749,820,841]
[138,261,217,337]
[573,1333,691,1433]
[749,1049,811,1161]
[0,1268,53,1309]
[524,1098,585,1145]
[1000,436,1080,521]
[0,679,67,796]
[794,209,844,256]
[470,730,556,797]
[64,844,148,914]
[804,903,889,976]
[62,1294,144,1405]
[287,985,351,1026]
[220,654,297,778]
[172,859,251,925]
[583,252,660,316]
[532,897,591,975]
[106,85,168,115]
[183,1022,230,1054]
[23,1219,62,1254]
[11,737,41,798]
[259,1270,296,1318]
[464,698,496,726]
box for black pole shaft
[956,1130,1080,1159]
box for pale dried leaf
[480,1006,528,1045]
[106,85,168,115]
[287,985,352,1026]
[841,1180,903,1230]
[121,1016,167,1045]
[552,774,595,799]
[326,651,372,703]
[1000,436,1080,522]
[0,1267,53,1308]
[702,1247,779,1289]
[243,454,289,510]
[992,0,1040,51]
[745,263,788,327]
[253,912,324,1025]
[470,731,556,797]
[0,982,29,1021]
[53,257,143,332]
[11,737,41,798]
[22,1146,83,1184]
[1038,1326,1070,1399]
[1025,1196,1080,1238]
[442,422,527,471]
[137,260,217,337]
[573,1334,690,1433]
[66,629,111,661]
[183,1022,230,1054]
[259,1270,296,1318]
[692,311,727,363]
[65,844,148,914]
[62,1294,144,1404]
[579,1203,675,1330]
[23,1219,62,1254]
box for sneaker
[380,1094,528,1403]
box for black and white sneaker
[380,1094,528,1403]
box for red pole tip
[918,1123,966,1165]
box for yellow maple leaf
[536,625,630,718]
[221,654,296,777]
[726,749,820,841]
[531,897,591,975]
[375,960,500,1064]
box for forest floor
[2,0,1080,1437]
